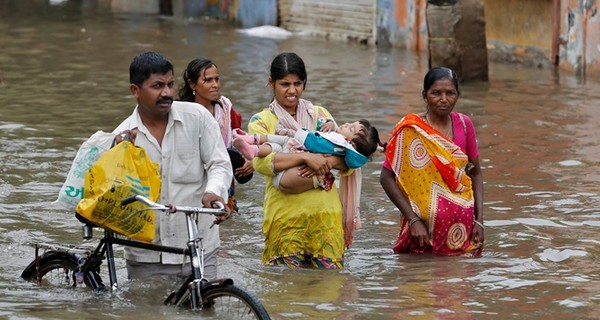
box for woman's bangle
[408,217,421,226]
[474,220,484,229]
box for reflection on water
[2,3,600,320]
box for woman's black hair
[270,52,307,88]
[178,58,217,102]
[422,67,460,96]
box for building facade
[107,0,600,78]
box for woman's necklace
[425,113,452,138]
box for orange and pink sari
[384,114,481,256]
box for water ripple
[538,248,587,262]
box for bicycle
[21,194,271,319]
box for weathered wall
[485,0,553,50]
[376,0,599,77]
[582,1,600,78]
[376,0,427,49]
[278,0,376,45]
[228,0,277,28]
[483,0,554,67]
[375,0,555,64]
[171,0,223,18]
[106,0,159,14]
[106,0,276,27]
[425,0,488,81]
[103,0,600,77]
[560,0,600,78]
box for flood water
[2,2,600,320]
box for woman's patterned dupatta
[268,98,315,135]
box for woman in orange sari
[380,67,484,256]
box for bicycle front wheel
[177,283,270,320]
[202,285,270,320]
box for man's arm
[200,113,233,202]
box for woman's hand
[235,159,254,177]
[471,221,485,245]
[296,164,316,178]
[300,153,331,176]
[320,120,336,133]
[410,220,431,248]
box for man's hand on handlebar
[202,192,231,225]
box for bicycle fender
[201,278,234,289]
[20,251,79,279]
[165,276,236,306]
[20,251,104,290]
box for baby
[233,119,379,194]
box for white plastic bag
[55,131,115,210]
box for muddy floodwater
[1,3,600,320]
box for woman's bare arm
[469,156,484,244]
[272,152,332,176]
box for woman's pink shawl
[215,96,233,148]
[339,166,362,248]
[269,98,361,249]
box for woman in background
[179,58,254,212]
[380,67,484,256]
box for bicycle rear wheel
[175,283,270,320]
[21,252,103,290]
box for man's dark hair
[351,119,380,158]
[129,52,174,87]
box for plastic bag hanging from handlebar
[56,130,115,210]
[76,141,161,243]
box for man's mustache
[158,98,173,104]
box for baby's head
[340,119,380,158]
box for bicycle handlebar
[121,195,140,206]
[121,195,227,216]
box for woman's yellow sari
[385,114,481,256]
[249,101,345,268]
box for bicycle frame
[86,228,197,290]
[22,195,271,319]
[30,196,223,293]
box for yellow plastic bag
[76,141,161,243]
